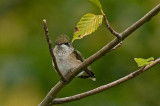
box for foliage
[72,13,103,42]
[134,57,154,67]
[89,0,102,10]
[72,0,103,42]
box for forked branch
[39,3,160,106]
[65,3,160,81]
[52,58,160,104]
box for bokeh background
[0,0,160,106]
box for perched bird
[53,35,96,81]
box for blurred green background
[0,0,160,106]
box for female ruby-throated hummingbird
[53,35,96,81]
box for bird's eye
[64,42,69,45]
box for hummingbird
[53,35,96,81]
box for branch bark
[52,58,160,104]
[39,3,160,106]
[103,14,121,39]
[43,19,66,82]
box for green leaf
[89,0,102,10]
[134,57,154,67]
[72,13,103,42]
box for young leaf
[72,13,103,42]
[89,0,102,10]
[134,57,154,67]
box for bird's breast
[54,54,81,77]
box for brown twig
[42,19,66,82]
[103,13,122,39]
[110,41,122,52]
[52,58,160,104]
[39,3,160,106]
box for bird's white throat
[53,44,74,57]
[53,44,76,76]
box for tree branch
[39,3,160,106]
[65,3,160,81]
[103,14,122,39]
[110,41,122,52]
[52,58,160,104]
[39,81,67,106]
[42,19,66,82]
